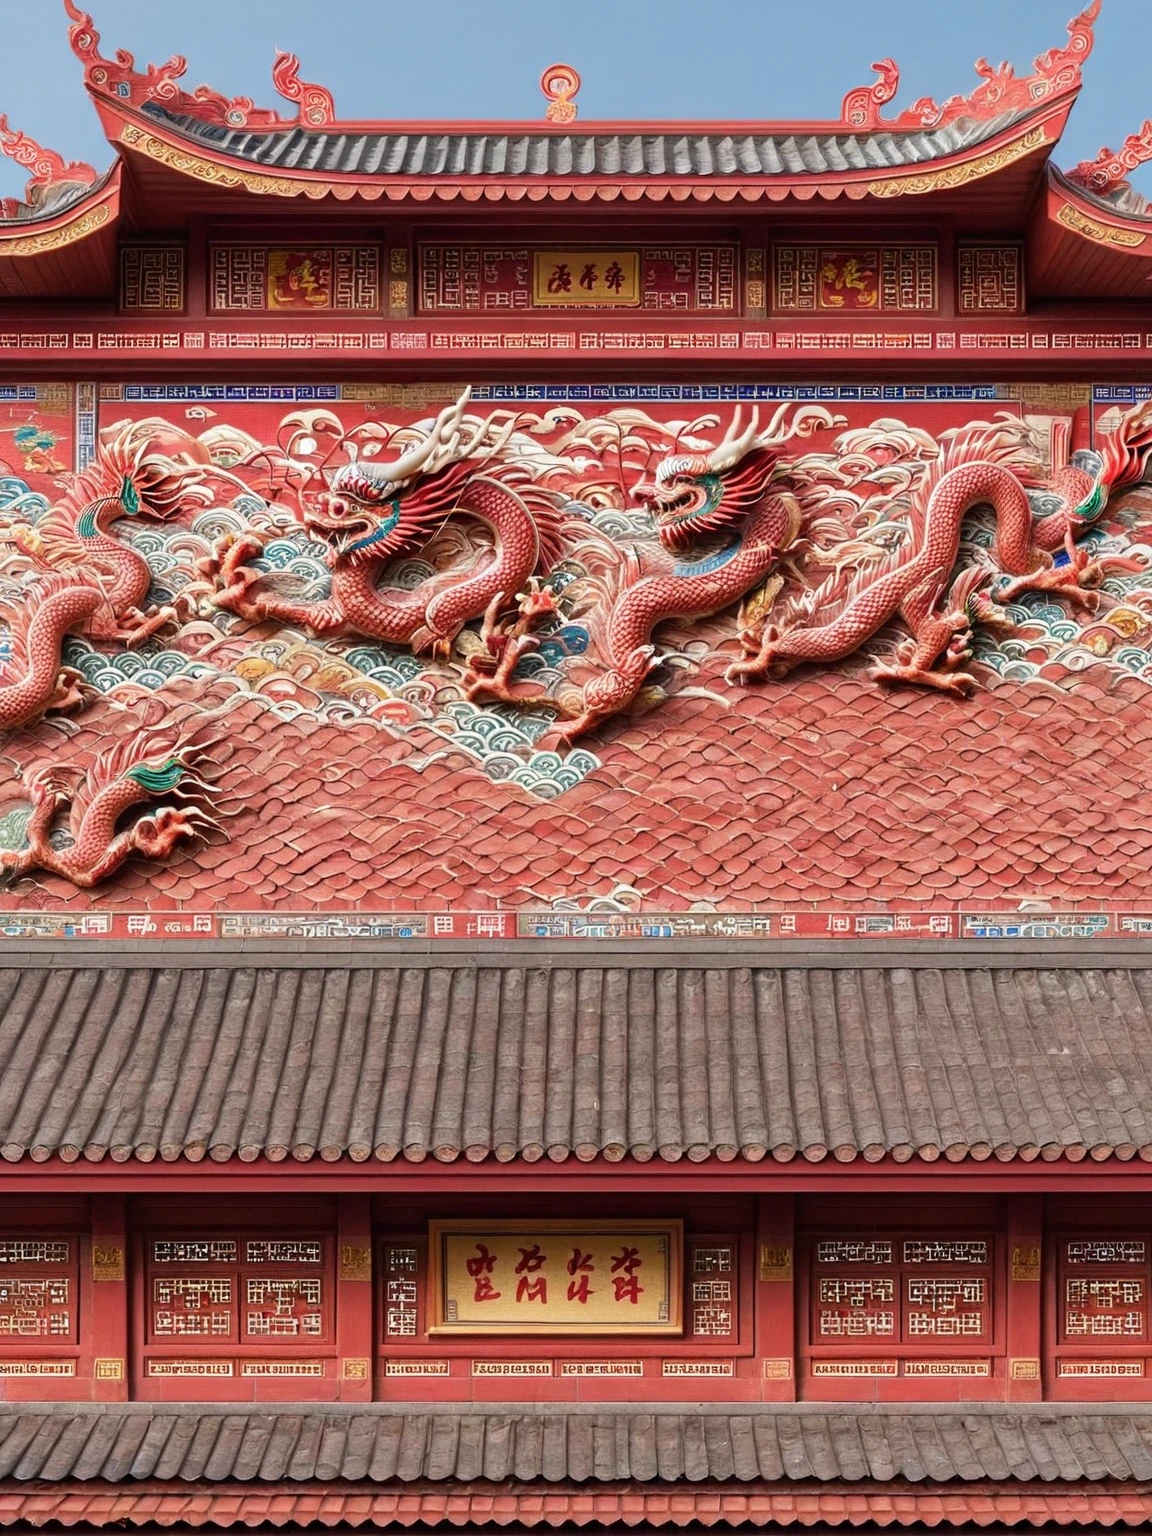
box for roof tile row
[0,963,1149,1165]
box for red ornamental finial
[271,50,336,127]
[840,59,900,130]
[0,113,97,200]
[1068,119,1152,195]
[541,63,580,124]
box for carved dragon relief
[1,388,1152,888]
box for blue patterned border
[1095,385,1152,403]
[111,382,1012,404]
[118,384,341,402]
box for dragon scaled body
[466,403,842,739]
[728,401,1152,693]
[2,725,219,888]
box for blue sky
[0,0,1149,197]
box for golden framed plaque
[428,1219,683,1335]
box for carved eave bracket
[839,0,1099,133]
[63,0,337,130]
[0,114,97,219]
[1067,120,1152,197]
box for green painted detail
[120,476,140,515]
[76,505,99,539]
[698,473,725,515]
[1071,480,1107,525]
[126,758,184,794]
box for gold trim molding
[119,123,335,199]
[0,201,110,257]
[867,128,1047,198]
[1055,201,1147,247]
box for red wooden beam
[0,1159,1151,1193]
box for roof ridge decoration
[540,63,581,123]
[840,0,1099,132]
[1067,118,1152,195]
[63,0,336,130]
[0,114,97,218]
[270,51,337,128]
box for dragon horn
[707,406,761,473]
[385,386,474,481]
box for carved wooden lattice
[418,246,736,312]
[957,246,1023,313]
[1056,1237,1149,1378]
[144,1235,331,1372]
[210,247,380,311]
[119,246,185,313]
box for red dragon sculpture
[465,402,841,739]
[0,391,1151,890]
[1,723,221,888]
[727,402,1152,694]
[208,388,568,658]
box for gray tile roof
[1,1403,1151,1484]
[1,964,1151,1165]
[0,169,115,228]
[141,101,1024,179]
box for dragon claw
[868,663,978,695]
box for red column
[336,1194,374,1402]
[1005,1195,1043,1402]
[756,1194,796,1402]
[89,1195,128,1402]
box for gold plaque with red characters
[532,250,641,306]
[429,1220,682,1334]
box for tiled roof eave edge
[0,166,120,251]
[106,103,1058,200]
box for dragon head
[633,404,841,553]
[314,387,507,563]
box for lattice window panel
[211,247,267,311]
[689,1242,737,1338]
[0,1239,76,1344]
[957,246,1023,313]
[120,246,185,313]
[145,1235,330,1350]
[810,1233,992,1346]
[418,245,736,312]
[210,248,380,312]
[1059,1237,1150,1344]
[332,247,381,310]
[382,1243,422,1338]
[773,246,937,312]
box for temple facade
[0,0,1150,1527]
